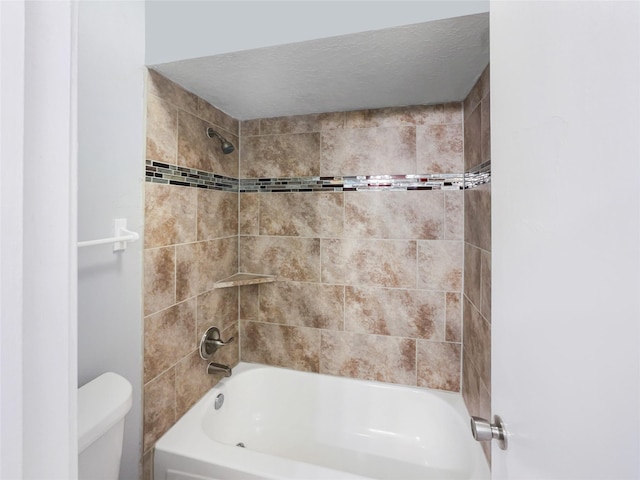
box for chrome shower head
[206,127,235,154]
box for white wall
[0,2,26,476]
[77,2,145,479]
[491,2,640,478]
[145,0,489,64]
[2,1,78,477]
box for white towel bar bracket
[78,218,139,252]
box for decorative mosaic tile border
[145,160,238,191]
[464,161,491,189]
[145,159,490,192]
[239,174,464,192]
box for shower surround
[143,68,490,477]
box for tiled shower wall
[462,65,492,462]
[142,68,490,477]
[238,105,466,389]
[142,70,241,475]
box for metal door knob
[470,415,508,450]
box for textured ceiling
[150,13,489,120]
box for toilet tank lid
[78,372,133,453]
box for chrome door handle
[470,415,508,450]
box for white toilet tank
[78,372,132,480]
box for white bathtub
[154,362,490,480]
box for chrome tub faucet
[207,362,232,377]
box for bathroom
[2,2,638,480]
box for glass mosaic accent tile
[145,159,491,192]
[464,161,491,189]
[239,174,465,192]
[145,160,238,191]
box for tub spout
[207,362,232,377]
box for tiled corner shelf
[214,273,278,289]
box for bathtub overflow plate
[214,393,224,410]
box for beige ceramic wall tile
[197,287,238,334]
[463,65,489,119]
[197,189,238,241]
[416,341,461,391]
[258,281,344,330]
[176,237,237,301]
[257,112,343,134]
[344,105,444,129]
[417,240,463,291]
[175,350,218,418]
[143,368,176,452]
[240,132,321,178]
[462,347,491,423]
[481,95,491,164]
[175,242,199,302]
[320,331,416,385]
[462,349,480,416]
[146,94,177,164]
[256,112,344,133]
[177,111,239,178]
[198,98,239,136]
[478,377,492,464]
[239,236,321,282]
[445,292,462,342]
[239,285,260,320]
[260,114,321,135]
[344,107,409,129]
[344,191,443,240]
[320,126,416,176]
[259,192,343,237]
[444,191,464,241]
[416,123,464,174]
[143,299,196,383]
[463,297,491,390]
[464,183,491,252]
[240,321,320,372]
[241,119,260,136]
[144,183,197,248]
[321,239,417,288]
[318,112,346,130]
[344,286,445,340]
[142,449,153,480]
[347,104,461,127]
[411,104,457,125]
[480,250,491,323]
[198,237,239,290]
[464,106,482,172]
[147,69,198,116]
[441,103,464,124]
[144,247,176,316]
[463,243,482,309]
[239,193,260,236]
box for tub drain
[236,442,245,448]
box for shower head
[206,127,235,154]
